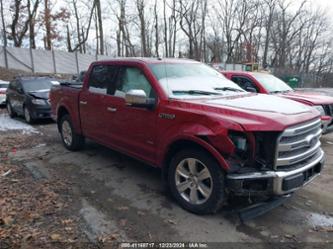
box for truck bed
[50,81,82,133]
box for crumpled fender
[157,122,244,171]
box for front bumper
[30,106,52,119]
[227,149,325,196]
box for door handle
[107,107,117,112]
[80,101,87,105]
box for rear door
[16,81,26,114]
[8,80,24,114]
[79,64,119,143]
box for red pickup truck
[223,71,333,133]
[50,58,325,215]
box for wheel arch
[57,106,70,132]
[161,137,229,185]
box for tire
[168,148,225,215]
[59,114,85,151]
[24,106,34,124]
[6,101,16,118]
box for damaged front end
[223,118,325,198]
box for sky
[308,0,333,17]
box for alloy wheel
[175,158,213,205]
[62,120,73,146]
[24,107,31,123]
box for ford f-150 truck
[50,58,325,215]
[223,71,333,133]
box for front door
[105,65,158,164]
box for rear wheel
[59,114,85,151]
[6,101,16,118]
[168,148,225,214]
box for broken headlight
[229,131,250,159]
[313,105,325,116]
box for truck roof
[96,57,199,65]
[223,71,271,76]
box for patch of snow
[34,143,46,148]
[307,212,333,229]
[0,113,38,134]
[80,199,128,242]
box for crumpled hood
[278,91,333,105]
[28,90,49,100]
[206,93,310,115]
[180,93,320,132]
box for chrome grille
[275,119,322,170]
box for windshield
[251,73,293,93]
[22,78,59,92]
[150,63,244,98]
[0,83,9,88]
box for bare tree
[177,0,207,60]
[261,0,277,67]
[154,0,159,57]
[28,0,40,49]
[136,0,149,56]
[9,0,39,47]
[112,0,135,56]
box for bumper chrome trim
[227,149,325,195]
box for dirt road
[1,110,333,248]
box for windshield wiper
[270,90,292,94]
[173,90,221,96]
[214,87,243,92]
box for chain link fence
[0,46,112,75]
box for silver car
[0,80,9,105]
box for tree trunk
[0,0,7,48]
[95,0,104,55]
[44,0,52,50]
[66,25,72,52]
[154,0,159,57]
[73,0,82,53]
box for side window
[88,65,117,94]
[114,67,155,98]
[231,76,258,92]
[17,82,23,93]
[9,80,17,90]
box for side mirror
[245,86,257,93]
[125,89,155,109]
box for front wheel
[168,148,225,214]
[24,106,34,124]
[59,114,85,151]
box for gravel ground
[1,108,333,248]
